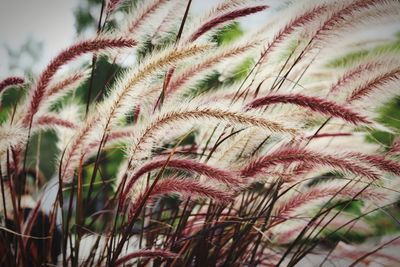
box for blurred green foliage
[4,37,43,76]
[327,37,400,68]
[368,97,400,147]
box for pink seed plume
[128,177,233,218]
[35,115,78,129]
[329,61,383,94]
[0,76,24,93]
[106,0,122,15]
[23,37,136,126]
[61,116,98,182]
[260,4,327,63]
[314,0,386,41]
[241,147,379,180]
[388,139,400,155]
[47,71,86,97]
[85,128,132,155]
[350,153,400,176]
[347,68,400,102]
[167,42,255,94]
[121,158,239,205]
[246,93,370,125]
[128,0,168,33]
[189,5,269,41]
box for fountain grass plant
[1,0,400,266]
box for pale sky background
[0,0,79,76]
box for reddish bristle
[189,5,269,41]
[0,76,24,93]
[247,93,370,125]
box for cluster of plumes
[1,0,400,266]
